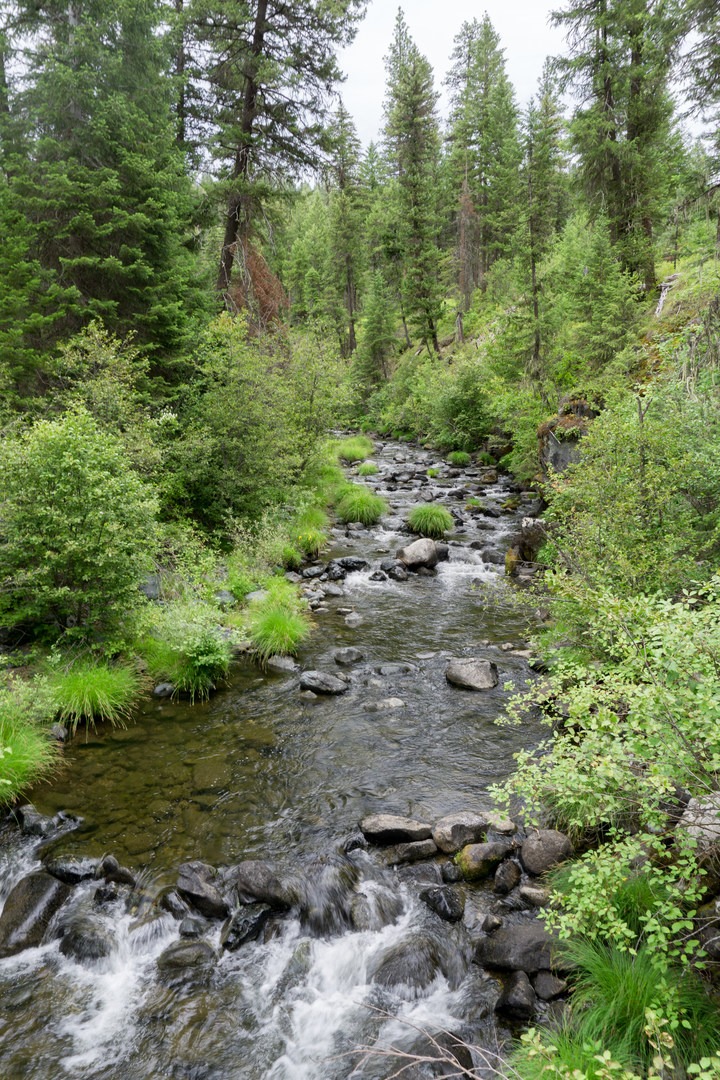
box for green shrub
[357,462,379,476]
[510,1028,630,1080]
[290,505,329,558]
[336,435,374,462]
[0,410,157,637]
[426,467,439,478]
[407,505,454,539]
[280,545,303,571]
[335,484,386,525]
[0,678,56,804]
[447,450,471,467]
[227,565,259,601]
[247,577,310,662]
[139,602,232,702]
[50,659,142,732]
[477,451,494,465]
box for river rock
[455,841,512,881]
[221,903,272,951]
[432,812,488,854]
[226,861,295,910]
[677,795,720,850]
[157,939,216,977]
[441,862,464,884]
[344,612,364,628]
[299,671,349,695]
[419,886,465,923]
[384,839,438,865]
[520,830,573,875]
[364,698,406,712]
[445,659,498,691]
[59,914,115,962]
[435,542,450,562]
[474,923,559,972]
[397,538,438,570]
[0,872,72,957]
[520,885,550,908]
[495,970,536,1019]
[387,564,409,581]
[486,813,517,835]
[494,859,521,895]
[338,556,369,573]
[153,683,175,698]
[16,803,55,838]
[518,518,546,563]
[43,856,98,886]
[179,917,206,938]
[334,647,364,665]
[159,889,189,919]
[482,914,504,933]
[371,935,442,991]
[177,861,229,920]
[360,814,433,844]
[302,565,325,580]
[99,855,136,887]
[533,970,568,1001]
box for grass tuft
[335,484,387,525]
[336,435,374,463]
[0,678,56,803]
[247,577,311,662]
[407,504,454,539]
[510,1028,630,1079]
[138,602,232,702]
[447,450,471,467]
[50,660,142,732]
[357,462,379,476]
[426,467,439,478]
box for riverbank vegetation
[2,0,720,1070]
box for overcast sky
[338,1,566,147]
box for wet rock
[94,884,119,906]
[387,565,409,582]
[50,723,69,742]
[678,796,720,850]
[364,698,406,712]
[496,970,536,1019]
[482,914,504,933]
[16,803,55,838]
[360,814,433,844]
[475,923,559,973]
[0,872,72,957]
[59,914,115,962]
[416,566,437,577]
[153,683,175,698]
[325,561,347,581]
[100,855,136,888]
[419,886,465,923]
[445,659,498,691]
[323,583,345,597]
[397,862,443,888]
[435,543,450,562]
[371,935,442,992]
[299,671,349,695]
[159,889,189,919]
[368,571,387,582]
[177,861,229,920]
[520,830,573,876]
[179,917,206,938]
[44,856,98,886]
[226,861,295,910]
[486,813,517,836]
[338,557,369,573]
[520,885,550,908]
[384,839,438,865]
[221,903,272,951]
[302,565,325,580]
[379,558,398,572]
[455,841,512,881]
[397,538,438,570]
[432,812,488,854]
[377,662,415,676]
[265,655,297,674]
[334,646,365,665]
[494,860,521,895]
[342,830,368,854]
[441,862,464,884]
[533,970,567,1001]
[157,939,216,977]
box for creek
[0,439,545,1079]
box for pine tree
[326,103,364,355]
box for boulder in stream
[475,923,560,973]
[157,939,216,979]
[225,860,295,910]
[396,538,438,570]
[334,647,364,665]
[455,840,513,881]
[221,903,272,951]
[59,913,116,963]
[177,861,229,920]
[360,814,433,844]
[299,671,349,695]
[384,839,438,865]
[44,856,98,886]
[520,830,573,876]
[419,886,465,923]
[495,970,536,1019]
[445,659,498,691]
[371,935,443,992]
[432,812,488,854]
[0,871,72,957]
[15,803,55,838]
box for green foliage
[0,677,56,803]
[247,580,311,663]
[357,462,379,476]
[0,410,157,637]
[336,435,374,462]
[511,1028,633,1080]
[49,659,142,733]
[427,467,439,478]
[447,451,471,467]
[335,484,387,525]
[138,602,232,701]
[407,505,454,539]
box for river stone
[387,564,409,581]
[44,857,98,886]
[495,970,536,1019]
[334,647,364,665]
[494,859,521,895]
[16,803,55,838]
[520,885,550,908]
[360,814,433,844]
[226,861,295,910]
[159,889,189,919]
[179,917,206,938]
[364,698,406,712]
[384,839,438,865]
[177,861,229,920]
[344,612,364,628]
[338,556,369,573]
[397,538,438,570]
[0,872,72,957]
[419,886,465,923]
[325,561,347,581]
[371,935,442,991]
[157,939,216,977]
[678,795,720,850]
[432,812,488,854]
[59,914,115,963]
[455,841,512,881]
[265,655,297,673]
[520,830,573,876]
[474,923,559,973]
[100,855,136,887]
[441,862,464,884]
[302,565,325,580]
[445,659,498,691]
[533,970,568,1001]
[153,682,175,698]
[299,671,349,695]
[486,813,517,836]
[221,903,272,951]
[482,914,504,933]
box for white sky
[338,1,566,147]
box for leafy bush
[335,484,386,525]
[50,659,142,732]
[139,602,232,701]
[0,677,56,803]
[0,410,157,637]
[511,1028,630,1080]
[357,462,379,476]
[447,450,471,467]
[407,505,453,538]
[336,435,374,462]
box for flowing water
[0,440,544,1080]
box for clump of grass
[426,467,439,478]
[280,544,303,570]
[0,677,56,803]
[138,602,232,702]
[357,462,379,476]
[50,660,142,732]
[510,1028,628,1080]
[247,577,311,662]
[226,565,258,601]
[447,450,471,467]
[336,435,374,463]
[407,504,454,539]
[477,451,494,465]
[290,505,329,559]
[335,484,387,525]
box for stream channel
[0,438,546,1080]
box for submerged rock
[371,935,442,992]
[445,659,498,691]
[59,914,115,963]
[0,872,72,957]
[157,939,216,977]
[299,671,349,695]
[334,647,364,665]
